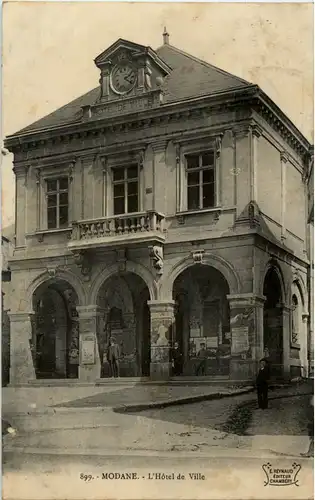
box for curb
[113,387,254,413]
[3,445,288,460]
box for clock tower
[94,38,171,102]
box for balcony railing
[69,210,165,249]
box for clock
[110,63,137,95]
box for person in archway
[107,337,120,378]
[256,358,270,409]
[171,341,183,376]
[196,343,207,376]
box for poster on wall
[80,340,95,365]
[231,326,249,355]
[206,337,218,349]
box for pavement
[2,381,313,460]
[3,381,314,500]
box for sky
[2,2,314,231]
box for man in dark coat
[107,337,120,378]
[196,343,207,376]
[256,358,269,409]
[301,395,314,458]
[171,342,183,376]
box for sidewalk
[3,383,253,416]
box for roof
[11,41,252,136]
[155,44,250,102]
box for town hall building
[4,31,313,385]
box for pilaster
[227,293,265,381]
[148,300,176,380]
[151,141,168,214]
[280,151,288,241]
[13,165,29,247]
[76,305,102,382]
[8,312,36,384]
[282,304,291,379]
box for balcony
[68,210,166,251]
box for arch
[291,271,308,311]
[260,259,286,303]
[89,261,157,305]
[25,269,87,312]
[160,253,241,299]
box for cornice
[4,85,311,162]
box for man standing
[196,343,207,376]
[301,395,314,458]
[256,358,269,409]
[171,341,183,376]
[107,337,120,378]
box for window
[46,177,69,229]
[113,165,139,215]
[186,151,215,210]
[291,294,299,344]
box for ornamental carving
[72,251,92,281]
[192,250,205,264]
[149,245,164,275]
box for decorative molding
[175,144,180,166]
[280,151,289,163]
[251,124,263,138]
[72,250,92,281]
[35,168,40,185]
[138,150,145,170]
[115,248,127,272]
[69,160,75,182]
[191,249,205,264]
[46,267,58,278]
[5,89,310,162]
[151,140,168,153]
[149,245,164,275]
[215,133,224,158]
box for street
[2,383,313,499]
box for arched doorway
[32,280,80,379]
[263,267,284,378]
[97,272,150,378]
[291,281,308,378]
[173,265,231,376]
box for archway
[173,264,230,376]
[263,267,284,377]
[96,272,150,378]
[32,279,80,379]
[291,280,308,378]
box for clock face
[110,63,137,94]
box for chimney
[163,27,169,45]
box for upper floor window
[113,165,139,215]
[46,177,69,229]
[186,151,216,210]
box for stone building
[4,32,313,385]
[2,235,12,386]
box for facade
[4,33,313,385]
[2,235,12,386]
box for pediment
[94,38,171,75]
[92,38,172,109]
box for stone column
[228,294,265,381]
[282,305,291,380]
[76,305,102,382]
[148,300,176,380]
[9,312,36,385]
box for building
[4,32,313,385]
[2,235,12,386]
[306,147,314,377]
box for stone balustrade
[71,210,165,242]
